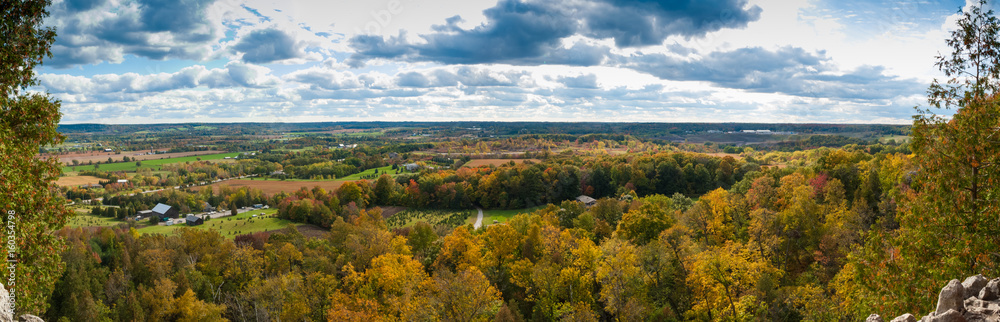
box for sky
[35,0,973,124]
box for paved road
[473,207,484,229]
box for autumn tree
[0,0,71,314]
[849,0,1000,316]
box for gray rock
[17,315,42,322]
[868,314,885,322]
[980,278,1000,301]
[928,309,966,322]
[938,279,967,315]
[892,313,917,322]
[0,283,11,322]
[965,275,989,300]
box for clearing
[467,206,547,226]
[55,175,103,186]
[462,159,540,168]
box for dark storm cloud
[621,46,922,100]
[349,0,760,66]
[231,29,306,64]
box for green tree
[0,0,70,314]
[850,0,1000,317]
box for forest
[2,1,998,322]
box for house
[403,163,420,171]
[116,179,128,183]
[387,152,399,159]
[185,214,204,226]
[151,203,179,219]
[203,202,216,213]
[576,195,597,207]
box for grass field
[470,206,548,225]
[338,166,396,180]
[61,152,241,173]
[137,209,299,238]
[65,212,126,228]
[387,209,473,228]
[462,159,540,168]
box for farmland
[461,158,541,168]
[50,149,226,166]
[61,151,241,173]
[136,208,300,238]
[55,175,103,186]
[386,209,473,228]
[209,178,349,195]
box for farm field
[65,212,126,228]
[469,206,547,225]
[209,179,349,195]
[338,166,396,180]
[55,175,103,186]
[136,209,300,238]
[61,151,241,173]
[48,150,226,166]
[462,159,540,168]
[386,209,474,228]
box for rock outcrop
[877,276,1000,322]
[0,284,43,322]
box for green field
[338,165,397,180]
[62,152,241,173]
[65,212,127,228]
[471,206,548,225]
[387,209,473,228]
[136,209,299,238]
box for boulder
[17,315,42,322]
[0,283,11,322]
[965,275,990,300]
[892,313,917,322]
[938,279,967,315]
[867,314,884,322]
[928,309,967,322]
[981,279,1000,301]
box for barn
[185,214,204,226]
[151,203,179,219]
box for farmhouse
[151,203,179,219]
[185,214,204,226]
[576,195,597,207]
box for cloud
[556,74,598,89]
[42,0,248,68]
[583,0,762,47]
[37,61,279,94]
[395,67,533,88]
[620,46,922,100]
[349,0,760,66]
[231,28,315,64]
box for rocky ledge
[867,275,1000,322]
